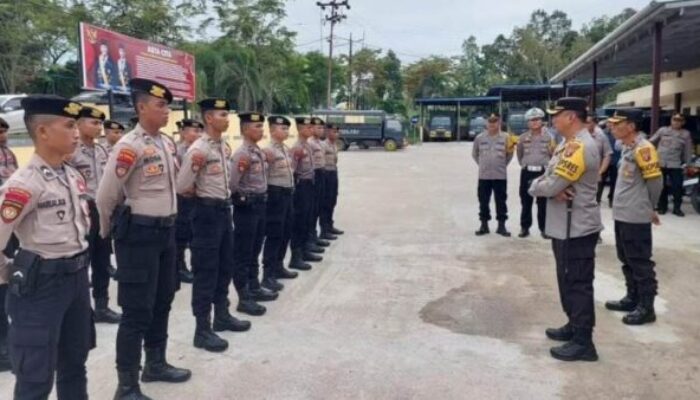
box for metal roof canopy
[414,96,500,106]
[486,80,618,102]
[552,0,700,82]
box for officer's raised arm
[529,140,586,198]
[96,141,138,238]
[229,152,248,194]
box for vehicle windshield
[0,95,13,105]
[431,116,451,128]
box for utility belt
[195,197,232,208]
[111,205,176,241]
[232,192,267,207]
[267,185,294,196]
[131,214,177,228]
[9,249,89,297]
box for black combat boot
[289,250,312,271]
[329,226,344,235]
[277,261,299,279]
[248,283,279,302]
[94,297,122,324]
[0,334,10,372]
[550,327,598,362]
[605,286,638,312]
[672,208,685,217]
[496,221,511,237]
[316,238,331,247]
[320,230,338,241]
[302,251,323,262]
[114,370,152,400]
[306,241,325,254]
[193,316,228,353]
[141,345,191,383]
[518,228,530,238]
[622,295,656,325]
[262,269,284,292]
[237,298,266,316]
[545,322,573,342]
[213,303,251,332]
[475,221,489,236]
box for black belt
[245,193,268,203]
[38,251,89,275]
[131,214,177,228]
[196,197,231,208]
[268,185,294,195]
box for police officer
[290,117,321,268]
[586,116,613,205]
[529,97,602,362]
[605,109,663,325]
[320,123,344,237]
[69,106,121,324]
[261,115,299,292]
[0,117,19,186]
[307,117,331,250]
[600,119,621,207]
[0,95,94,399]
[517,108,555,238]
[473,113,514,237]
[103,120,125,154]
[650,113,694,216]
[230,112,278,317]
[97,78,191,399]
[174,119,203,285]
[177,99,251,353]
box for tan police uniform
[517,129,556,235]
[0,144,19,186]
[649,124,694,213]
[472,130,513,225]
[176,133,231,199]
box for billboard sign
[79,22,196,100]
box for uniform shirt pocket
[34,202,71,245]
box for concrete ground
[2,142,700,399]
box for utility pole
[348,32,353,110]
[317,1,350,109]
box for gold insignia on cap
[150,85,166,98]
[64,102,82,116]
[251,114,260,122]
[91,108,103,118]
[276,118,283,124]
[215,100,226,108]
[304,118,310,124]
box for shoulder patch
[116,147,137,178]
[635,144,662,180]
[1,187,32,223]
[554,140,586,182]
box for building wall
[616,68,700,115]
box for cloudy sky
[284,0,651,61]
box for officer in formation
[261,115,299,292]
[472,113,514,237]
[103,120,125,154]
[177,99,251,353]
[605,109,663,326]
[69,106,121,324]
[174,119,204,285]
[650,113,694,216]
[320,123,344,237]
[290,117,321,268]
[230,112,277,317]
[516,108,555,238]
[0,117,19,373]
[307,118,331,251]
[529,97,602,362]
[97,78,191,400]
[598,120,620,207]
[586,116,613,205]
[0,95,94,399]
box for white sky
[284,0,652,61]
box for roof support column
[419,102,425,144]
[456,101,461,141]
[674,71,683,113]
[591,61,598,115]
[563,80,569,97]
[651,22,663,134]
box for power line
[316,1,350,109]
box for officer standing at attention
[69,105,121,324]
[261,115,299,292]
[604,109,663,326]
[290,117,321,267]
[307,117,331,251]
[473,113,514,237]
[516,108,555,239]
[649,113,694,216]
[174,119,203,285]
[103,120,125,154]
[0,95,94,399]
[177,99,251,353]
[320,123,344,237]
[230,112,278,317]
[529,97,602,362]
[97,78,191,400]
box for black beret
[103,120,125,130]
[547,97,588,116]
[0,117,8,130]
[238,112,265,124]
[180,119,204,129]
[78,106,106,120]
[268,115,291,126]
[295,116,313,126]
[129,78,173,103]
[311,117,325,126]
[608,109,643,124]
[21,95,82,119]
[198,98,231,112]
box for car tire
[384,139,398,152]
